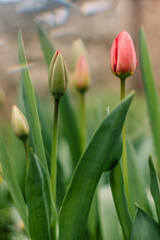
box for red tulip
[110,31,137,79]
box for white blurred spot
[81,0,118,16]
[8,62,36,74]
[16,0,45,13]
[0,0,23,4]
[35,8,69,28]
[0,39,5,47]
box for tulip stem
[23,139,29,177]
[51,98,60,240]
[80,92,86,153]
[120,78,130,210]
[23,140,29,163]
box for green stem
[23,139,29,178]
[80,92,97,239]
[51,98,60,240]
[120,78,130,210]
[80,92,86,152]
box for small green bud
[74,56,90,93]
[48,50,68,99]
[12,105,29,141]
[70,39,87,71]
[0,87,5,107]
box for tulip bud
[12,105,29,141]
[74,56,90,93]
[110,31,137,79]
[0,87,5,107]
[48,51,68,99]
[70,39,87,71]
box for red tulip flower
[110,31,137,79]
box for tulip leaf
[60,93,82,168]
[98,185,122,240]
[130,206,160,240]
[127,141,151,217]
[0,132,28,232]
[36,23,55,68]
[110,163,132,240]
[26,152,51,240]
[36,23,81,169]
[139,28,160,168]
[17,30,56,221]
[148,155,160,223]
[59,92,134,240]
[18,30,49,179]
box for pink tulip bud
[74,56,90,93]
[110,31,137,79]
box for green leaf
[148,155,160,223]
[26,152,51,240]
[130,206,160,240]
[87,193,98,240]
[0,132,28,231]
[59,92,134,240]
[36,23,55,68]
[110,163,132,240]
[60,93,82,168]
[127,141,151,217]
[98,185,122,240]
[139,28,160,168]
[17,30,56,221]
[36,23,81,169]
[18,30,49,179]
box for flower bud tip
[48,51,68,99]
[12,105,29,141]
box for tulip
[70,39,87,71]
[110,31,137,79]
[110,31,137,211]
[74,56,90,93]
[12,105,29,141]
[48,50,68,99]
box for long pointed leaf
[139,28,160,168]
[17,30,56,221]
[127,141,151,217]
[36,23,81,168]
[130,206,160,240]
[26,152,51,240]
[18,30,49,177]
[110,163,132,240]
[149,155,160,223]
[0,132,28,231]
[36,23,55,68]
[59,92,134,240]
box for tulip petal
[110,38,117,74]
[116,31,137,76]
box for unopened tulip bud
[71,39,87,71]
[0,87,5,107]
[110,31,137,79]
[48,51,68,99]
[12,105,29,141]
[74,56,90,93]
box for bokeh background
[0,0,160,97]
